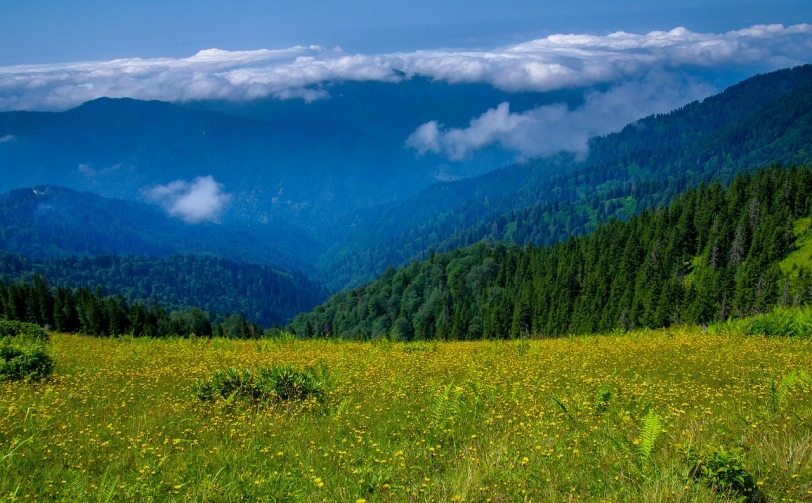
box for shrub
[685,445,766,503]
[593,384,613,414]
[0,344,54,382]
[0,321,53,382]
[259,365,325,402]
[195,364,326,408]
[0,320,49,343]
[514,338,530,356]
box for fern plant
[430,383,464,434]
[601,409,662,475]
[767,370,811,414]
[637,409,662,465]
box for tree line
[0,277,266,338]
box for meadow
[1,327,811,502]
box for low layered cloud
[407,72,714,160]
[0,24,810,110]
[146,176,231,223]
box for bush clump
[0,321,53,382]
[0,320,49,343]
[195,364,326,408]
[685,445,766,503]
[0,344,54,382]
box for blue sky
[1,0,810,65]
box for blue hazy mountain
[185,78,588,144]
[0,185,323,275]
[0,98,409,231]
[0,79,587,236]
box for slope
[0,98,417,231]
[320,64,812,291]
[293,166,812,339]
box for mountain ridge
[0,185,323,275]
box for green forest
[293,166,812,339]
[0,253,326,326]
[0,275,266,338]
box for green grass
[0,323,811,502]
[780,217,812,276]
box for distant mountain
[319,64,812,290]
[186,78,587,149]
[0,80,587,234]
[0,98,401,231]
[0,250,327,326]
[0,186,323,275]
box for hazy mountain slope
[0,186,323,274]
[320,65,812,290]
[3,66,811,296]
[186,77,588,151]
[0,98,418,230]
[0,81,591,234]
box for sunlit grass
[780,217,812,277]
[1,327,811,502]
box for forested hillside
[293,166,812,339]
[320,65,812,290]
[0,186,322,274]
[0,98,407,230]
[0,252,327,326]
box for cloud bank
[0,24,810,110]
[146,176,231,223]
[407,72,714,159]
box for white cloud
[0,134,15,143]
[0,24,809,110]
[405,121,442,155]
[407,71,714,160]
[146,175,231,223]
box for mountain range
[0,79,589,233]
[1,65,812,325]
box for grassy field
[1,328,811,502]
